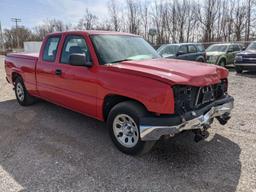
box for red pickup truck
[5,31,234,155]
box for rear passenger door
[36,35,62,100]
[54,35,98,117]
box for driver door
[177,45,188,60]
[53,34,98,117]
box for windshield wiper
[111,58,133,63]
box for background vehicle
[206,43,242,67]
[234,41,256,73]
[4,31,234,155]
[157,43,206,62]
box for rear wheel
[197,58,204,62]
[235,66,243,73]
[14,76,37,106]
[218,59,226,67]
[107,101,156,155]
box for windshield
[158,45,179,56]
[91,35,160,64]
[247,42,256,50]
[206,45,228,52]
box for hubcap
[113,114,139,148]
[16,82,25,102]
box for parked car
[4,31,234,155]
[206,43,242,66]
[157,43,206,62]
[234,41,256,73]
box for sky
[0,0,109,29]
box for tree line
[2,0,256,49]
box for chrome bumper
[235,63,256,66]
[140,98,234,141]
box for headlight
[235,56,243,62]
[209,55,219,61]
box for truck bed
[7,52,39,60]
[5,52,39,94]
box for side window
[196,44,205,52]
[228,45,234,52]
[179,45,188,53]
[60,35,90,64]
[233,45,241,51]
[188,45,197,53]
[161,46,171,55]
[43,36,60,62]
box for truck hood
[237,50,256,57]
[107,58,228,87]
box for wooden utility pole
[11,18,21,48]
[0,21,5,51]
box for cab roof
[48,30,139,37]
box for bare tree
[77,9,98,30]
[108,0,120,31]
[196,0,220,42]
[4,26,34,48]
[34,19,68,40]
[140,0,150,40]
[126,0,141,34]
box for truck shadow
[0,99,241,192]
[235,70,256,78]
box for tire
[197,58,204,62]
[14,76,37,106]
[218,59,226,67]
[235,66,243,73]
[107,101,156,155]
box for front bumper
[140,96,234,141]
[234,63,256,67]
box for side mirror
[176,51,185,56]
[242,47,246,51]
[69,53,92,67]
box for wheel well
[12,72,22,84]
[219,57,226,64]
[196,57,204,62]
[103,95,146,121]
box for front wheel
[197,58,204,62]
[107,101,156,155]
[235,66,243,73]
[218,59,226,67]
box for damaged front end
[139,80,234,142]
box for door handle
[55,69,62,76]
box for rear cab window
[43,36,61,62]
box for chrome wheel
[113,114,139,148]
[16,82,25,102]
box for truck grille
[173,80,227,114]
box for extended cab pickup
[5,31,234,155]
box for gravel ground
[0,55,256,192]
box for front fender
[97,70,175,119]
